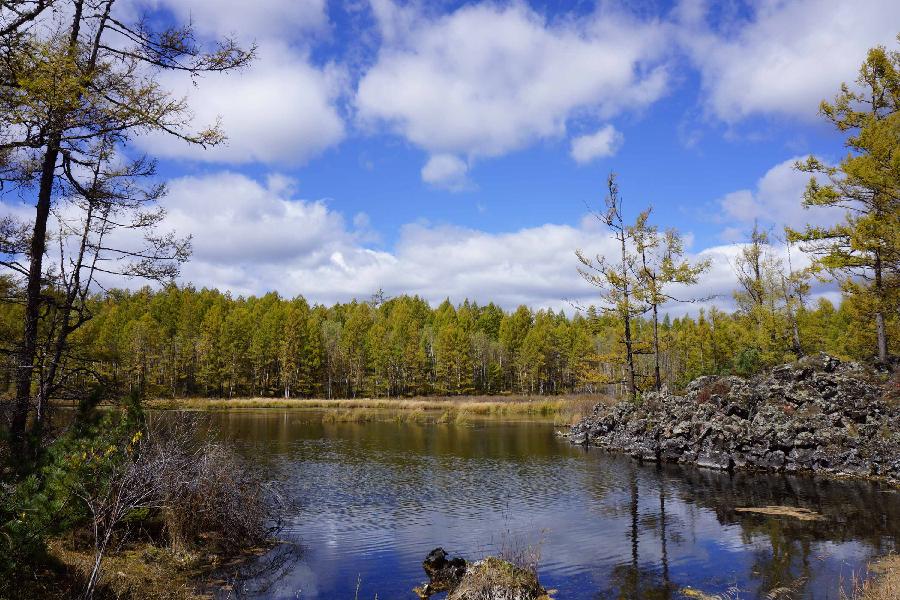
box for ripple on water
[200,410,900,600]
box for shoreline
[565,434,900,488]
[568,354,900,487]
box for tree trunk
[875,312,888,364]
[11,0,84,468]
[11,134,61,465]
[652,301,661,392]
[623,311,636,400]
[874,254,888,363]
[620,231,637,401]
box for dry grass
[147,394,613,422]
[447,556,550,600]
[843,555,900,600]
[47,540,207,600]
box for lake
[198,409,900,599]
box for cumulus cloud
[716,156,844,236]
[570,125,623,164]
[356,1,669,180]
[678,0,900,121]
[156,171,618,307]
[161,172,356,272]
[420,154,470,190]
[100,170,835,314]
[134,43,346,165]
[2,168,840,314]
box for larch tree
[630,209,710,391]
[733,222,770,313]
[780,232,811,357]
[789,35,900,363]
[733,224,806,367]
[577,173,646,400]
[1,1,253,467]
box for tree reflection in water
[594,458,900,599]
[192,412,900,599]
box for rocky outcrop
[415,548,468,597]
[569,354,900,484]
[415,549,549,600]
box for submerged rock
[415,547,467,597]
[733,506,824,521]
[569,354,900,484]
[415,549,549,600]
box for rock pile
[569,353,900,484]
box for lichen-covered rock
[569,354,900,484]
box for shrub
[0,405,283,599]
[150,434,280,553]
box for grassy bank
[39,540,208,600]
[146,394,610,424]
[17,538,274,600]
[845,554,900,599]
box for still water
[199,409,900,599]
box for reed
[841,555,900,600]
[146,394,614,420]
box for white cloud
[153,171,619,307]
[570,125,623,164]
[678,0,900,121]
[116,170,816,314]
[420,154,470,190]
[161,172,354,271]
[2,169,839,314]
[134,43,346,165]
[356,2,669,180]
[717,156,844,235]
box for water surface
[200,409,900,599]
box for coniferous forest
[1,256,895,402]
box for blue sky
[9,0,899,311]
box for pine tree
[789,35,900,363]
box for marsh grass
[841,555,900,599]
[147,394,614,423]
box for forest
[0,252,894,402]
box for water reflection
[188,409,900,599]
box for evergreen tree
[789,35,900,362]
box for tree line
[0,279,893,401]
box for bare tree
[73,428,160,599]
[69,412,282,599]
